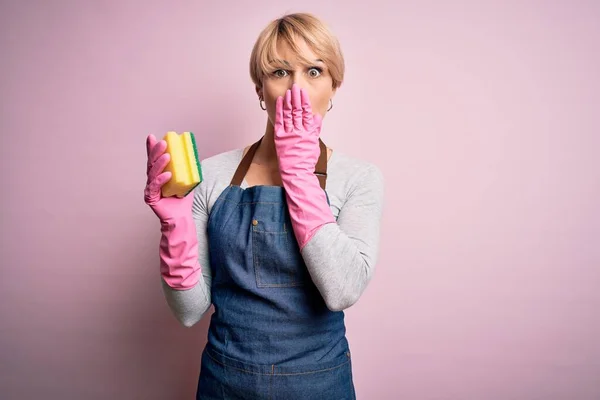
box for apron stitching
[206,350,350,376]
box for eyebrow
[273,58,324,67]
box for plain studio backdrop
[1,1,599,399]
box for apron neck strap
[230,136,328,190]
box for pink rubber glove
[274,84,336,250]
[144,134,201,289]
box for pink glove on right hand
[144,134,201,289]
[274,85,335,250]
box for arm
[301,164,384,311]
[273,85,384,311]
[160,178,213,328]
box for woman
[144,12,384,399]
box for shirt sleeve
[160,177,213,327]
[300,163,385,311]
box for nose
[289,72,305,89]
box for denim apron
[196,137,356,399]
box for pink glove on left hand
[144,134,201,289]
[274,84,336,250]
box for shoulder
[328,150,384,192]
[200,147,244,177]
[197,147,246,190]
[192,147,244,211]
[324,150,384,218]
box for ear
[255,85,263,99]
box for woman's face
[258,39,336,125]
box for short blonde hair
[249,13,345,89]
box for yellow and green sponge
[161,131,203,198]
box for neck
[253,118,278,167]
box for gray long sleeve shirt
[161,147,385,327]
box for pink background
[1,1,599,399]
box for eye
[308,67,322,78]
[273,69,288,78]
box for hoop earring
[259,99,266,110]
[327,99,333,111]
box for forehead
[275,38,319,62]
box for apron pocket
[252,219,308,287]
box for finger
[150,139,167,165]
[300,88,314,129]
[274,96,284,137]
[146,134,158,173]
[147,140,169,174]
[291,84,302,129]
[146,134,157,157]
[147,139,167,175]
[155,171,172,188]
[147,152,170,183]
[144,172,171,204]
[312,113,323,136]
[283,89,293,133]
